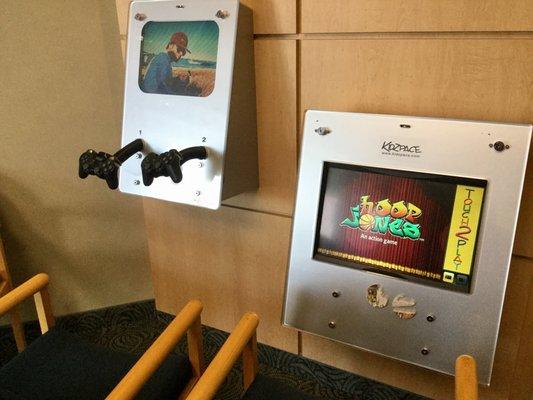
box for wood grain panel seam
[512,254,533,262]
[221,204,292,219]
[255,32,533,40]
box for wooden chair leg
[9,306,26,352]
[455,355,478,400]
[179,314,205,399]
[34,287,55,334]
[242,331,258,391]
[187,315,205,378]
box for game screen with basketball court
[314,163,487,292]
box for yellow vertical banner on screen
[443,185,484,276]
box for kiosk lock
[78,139,144,190]
[141,146,208,186]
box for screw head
[493,141,505,152]
[133,180,140,185]
[134,13,146,21]
[421,347,430,356]
[332,291,340,298]
[216,10,230,19]
[195,190,201,196]
[136,153,143,159]
[426,314,436,323]
[315,127,331,136]
[197,161,204,168]
[328,321,336,329]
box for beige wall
[0,0,153,319]
[115,2,532,399]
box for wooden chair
[186,313,480,400]
[0,273,204,400]
[186,312,321,400]
[0,230,26,352]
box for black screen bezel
[313,162,487,293]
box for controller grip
[166,163,183,184]
[78,152,91,179]
[105,172,119,190]
[141,154,157,186]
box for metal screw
[332,291,340,298]
[328,321,336,329]
[195,190,201,196]
[216,10,230,19]
[197,162,204,168]
[493,141,506,152]
[136,153,142,159]
[421,347,430,356]
[133,180,140,185]
[176,4,185,8]
[315,127,331,136]
[426,314,436,323]
[134,13,146,21]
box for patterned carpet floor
[0,301,426,400]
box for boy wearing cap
[141,32,191,95]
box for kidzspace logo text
[381,141,421,158]
[340,196,422,240]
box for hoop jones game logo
[340,195,422,240]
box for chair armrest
[186,312,260,400]
[0,273,50,316]
[0,273,54,335]
[455,355,478,400]
[106,300,204,400]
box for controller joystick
[141,146,207,187]
[78,139,143,190]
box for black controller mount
[141,146,208,186]
[78,139,144,189]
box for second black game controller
[141,146,207,186]
[141,149,183,186]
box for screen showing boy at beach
[139,21,219,97]
[314,163,486,292]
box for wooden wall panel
[144,199,297,353]
[301,1,533,33]
[223,40,297,216]
[300,38,533,258]
[240,0,297,34]
[116,0,130,36]
[301,256,533,400]
[510,266,533,400]
[117,0,296,35]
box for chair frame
[186,312,259,400]
[0,232,26,351]
[0,273,205,400]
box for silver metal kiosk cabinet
[283,110,531,385]
[119,0,257,209]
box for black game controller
[141,146,207,186]
[78,139,143,190]
[78,151,120,189]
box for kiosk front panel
[283,111,531,384]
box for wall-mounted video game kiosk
[283,111,531,384]
[79,0,257,209]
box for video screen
[314,163,486,292]
[139,21,219,97]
